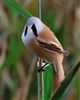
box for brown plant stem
[13,56,37,100]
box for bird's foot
[37,63,48,72]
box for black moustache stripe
[24,26,28,36]
[31,24,38,37]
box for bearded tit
[21,16,69,84]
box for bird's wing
[36,38,69,56]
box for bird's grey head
[21,17,44,46]
[27,17,44,34]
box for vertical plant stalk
[41,71,44,100]
[37,0,44,99]
[37,72,41,100]
[37,59,44,100]
[38,0,41,19]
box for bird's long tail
[54,63,65,85]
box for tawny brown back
[29,25,63,62]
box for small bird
[21,16,69,84]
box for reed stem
[37,0,44,100]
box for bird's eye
[24,26,28,36]
[31,24,38,37]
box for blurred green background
[0,0,80,100]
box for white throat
[22,26,34,46]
